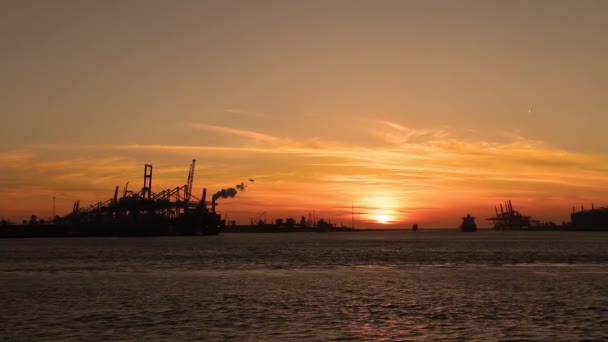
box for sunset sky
[1,0,607,227]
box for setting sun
[359,196,402,226]
[374,214,392,224]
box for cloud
[188,122,280,143]
[4,120,608,226]
[119,144,276,154]
[376,120,449,146]
[14,122,608,190]
[0,151,36,161]
[188,122,338,151]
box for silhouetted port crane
[60,159,224,235]
[185,159,195,206]
[257,211,266,225]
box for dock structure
[487,200,538,230]
[0,160,226,238]
[59,159,224,236]
[68,161,198,220]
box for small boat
[459,214,477,232]
[412,224,419,231]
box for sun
[374,214,392,224]
[359,195,402,226]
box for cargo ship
[459,214,477,232]
[0,160,226,238]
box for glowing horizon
[2,120,607,227]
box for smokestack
[202,188,207,208]
[212,198,216,213]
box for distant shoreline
[1,224,606,239]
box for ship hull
[459,224,477,232]
[460,214,477,232]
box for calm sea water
[1,230,607,341]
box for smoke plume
[212,188,238,201]
[212,179,254,201]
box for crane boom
[186,159,196,204]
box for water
[1,231,607,341]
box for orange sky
[1,1,607,227]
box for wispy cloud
[376,120,448,145]
[188,123,280,143]
[119,144,277,154]
[0,151,37,161]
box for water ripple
[1,231,607,341]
